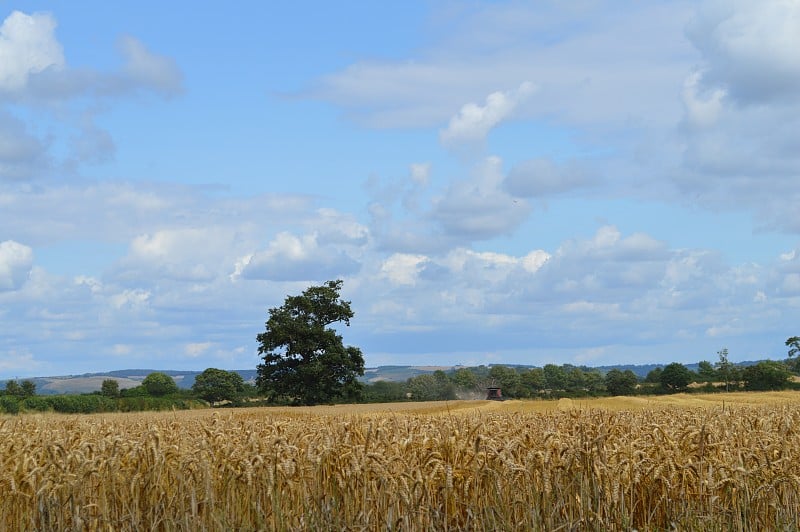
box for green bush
[116,396,202,412]
[0,396,20,414]
[21,396,50,412]
[46,395,116,414]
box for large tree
[742,361,791,391]
[256,280,364,405]
[100,379,120,398]
[659,362,693,392]
[604,369,638,396]
[142,372,179,396]
[3,380,35,398]
[193,368,245,403]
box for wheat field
[2,394,800,530]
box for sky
[2,1,800,378]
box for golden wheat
[2,396,800,530]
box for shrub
[0,396,20,414]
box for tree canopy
[3,380,36,398]
[101,379,120,398]
[659,363,693,392]
[787,337,800,358]
[256,280,365,405]
[142,372,179,396]
[605,369,638,396]
[742,361,791,391]
[193,368,245,403]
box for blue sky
[2,1,800,378]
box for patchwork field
[2,393,800,530]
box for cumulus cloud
[439,248,550,286]
[686,0,800,104]
[0,11,64,92]
[238,232,360,282]
[110,288,150,310]
[0,240,33,291]
[1,11,182,103]
[312,208,369,245]
[381,253,429,286]
[504,157,592,197]
[112,228,230,283]
[439,81,535,149]
[432,156,531,240]
[676,1,800,232]
[681,71,725,129]
[501,226,673,313]
[0,11,184,182]
[349,224,771,360]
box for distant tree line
[360,347,800,403]
[3,339,798,414]
[0,368,257,415]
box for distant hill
[7,367,427,395]
[6,369,260,396]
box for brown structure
[486,387,503,400]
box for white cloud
[75,276,102,294]
[0,181,315,246]
[676,1,800,233]
[409,163,431,186]
[118,35,183,97]
[561,300,621,316]
[522,250,551,273]
[0,11,184,184]
[240,232,360,282]
[112,344,132,356]
[0,349,41,374]
[381,253,429,286]
[229,254,253,282]
[0,11,64,92]
[313,208,369,245]
[185,342,212,357]
[306,3,694,129]
[504,157,592,197]
[110,288,150,310]
[432,156,531,240]
[439,81,535,148]
[557,226,669,263]
[116,228,241,282]
[687,0,800,103]
[0,240,33,291]
[681,71,725,128]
